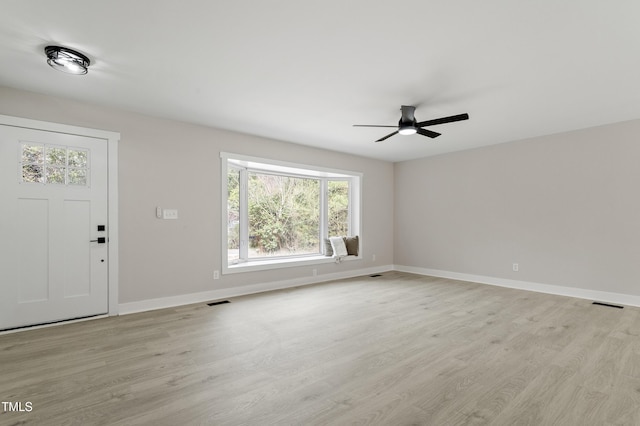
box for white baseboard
[120,263,640,316]
[394,264,640,308]
[119,264,395,315]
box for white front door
[0,125,109,331]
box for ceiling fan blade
[417,128,441,138]
[375,130,398,142]
[353,124,397,128]
[416,113,469,128]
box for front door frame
[0,114,120,316]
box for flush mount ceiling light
[44,46,90,75]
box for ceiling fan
[353,105,469,142]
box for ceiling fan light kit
[354,105,469,143]
[44,46,90,75]
[398,127,417,135]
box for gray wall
[0,86,394,304]
[394,120,640,296]
[4,84,639,304]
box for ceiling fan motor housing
[399,105,417,133]
[400,105,416,124]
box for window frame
[19,142,91,187]
[221,152,362,274]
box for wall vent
[207,300,230,306]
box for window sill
[223,254,361,275]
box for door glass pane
[68,169,87,186]
[22,164,44,183]
[46,167,66,184]
[46,147,66,166]
[248,173,320,258]
[68,149,88,168]
[22,144,44,163]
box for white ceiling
[1,1,639,162]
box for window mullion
[320,179,328,250]
[347,178,352,236]
[239,168,249,261]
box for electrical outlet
[513,263,519,272]
[312,268,317,276]
[213,270,220,280]
[372,254,376,262]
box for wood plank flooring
[2,271,640,425]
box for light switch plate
[163,209,178,220]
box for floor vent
[207,300,230,306]
[592,301,623,309]
[370,274,382,278]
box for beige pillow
[344,235,359,256]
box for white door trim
[0,114,120,316]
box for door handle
[90,237,106,244]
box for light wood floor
[2,272,640,425]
